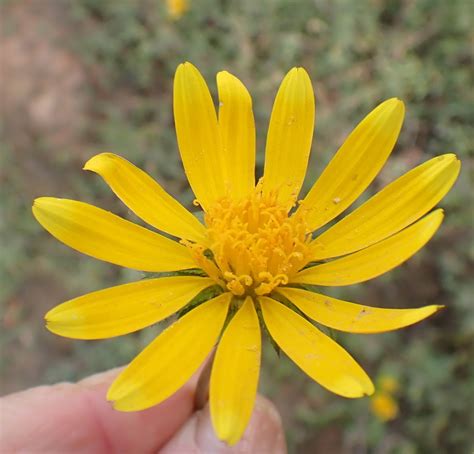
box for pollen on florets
[184,183,312,296]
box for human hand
[0,368,286,453]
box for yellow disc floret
[184,184,312,296]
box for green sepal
[143,268,208,279]
[254,300,281,357]
[176,284,223,319]
[270,290,314,325]
[222,297,241,330]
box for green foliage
[1,0,472,452]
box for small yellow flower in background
[166,0,189,20]
[33,62,460,446]
[379,375,400,394]
[371,392,399,422]
[371,375,400,421]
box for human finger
[160,395,287,454]
[0,367,197,453]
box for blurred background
[1,0,473,452]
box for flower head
[371,392,399,422]
[370,375,400,422]
[166,0,189,20]
[33,62,460,445]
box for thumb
[160,395,287,454]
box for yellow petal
[210,297,261,446]
[293,209,443,286]
[84,153,207,243]
[46,276,215,339]
[277,287,442,334]
[301,98,405,230]
[259,297,374,398]
[263,67,315,206]
[217,71,256,199]
[310,154,460,260]
[108,292,231,411]
[174,62,224,210]
[32,197,194,272]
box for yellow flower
[371,392,399,422]
[370,375,400,421]
[32,62,460,446]
[166,0,189,20]
[379,375,400,394]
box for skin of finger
[160,395,287,454]
[0,367,197,453]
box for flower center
[184,186,312,296]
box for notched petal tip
[32,196,49,207]
[295,66,310,75]
[106,394,128,413]
[286,66,311,82]
[386,99,405,120]
[44,304,74,326]
[32,196,57,216]
[174,62,186,77]
[449,155,462,178]
[83,152,117,172]
[33,196,67,208]
[44,307,56,323]
[216,69,230,78]
[345,376,375,399]
[433,207,445,220]
[441,152,457,160]
[106,379,123,404]
[216,70,250,92]
[109,399,136,413]
[384,97,404,107]
[364,382,376,397]
[176,61,199,76]
[216,70,242,84]
[44,315,81,339]
[44,321,63,337]
[436,153,461,171]
[216,70,252,103]
[107,398,139,413]
[224,433,241,447]
[378,97,405,119]
[344,375,375,399]
[280,66,311,86]
[44,317,79,340]
[105,386,126,411]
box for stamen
[183,186,312,296]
